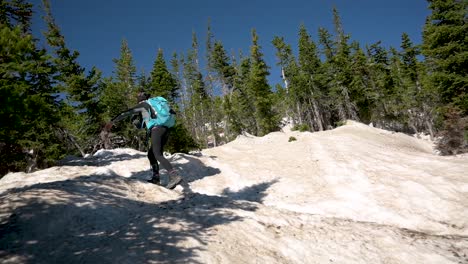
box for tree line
[1,0,466,176]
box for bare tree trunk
[296,102,303,125]
[338,103,346,121]
[409,120,418,134]
[281,66,295,126]
[199,96,208,146]
[100,130,112,149]
[407,109,422,135]
[209,109,218,147]
[305,75,324,131]
[25,149,37,173]
[207,75,218,147]
[341,85,358,121]
[425,120,434,140]
[423,105,435,140]
[309,83,324,131]
[70,137,86,157]
[221,83,231,141]
[62,129,86,157]
[306,107,315,132]
[225,89,235,140]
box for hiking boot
[147,174,162,186]
[147,165,162,185]
[166,172,182,189]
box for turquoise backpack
[145,97,176,129]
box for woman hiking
[104,91,182,189]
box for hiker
[104,92,182,189]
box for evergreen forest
[1,0,467,176]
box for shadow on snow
[58,152,146,167]
[129,153,222,186]
[0,169,276,263]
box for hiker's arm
[111,102,153,124]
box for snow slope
[1,120,467,263]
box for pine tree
[183,32,210,146]
[42,0,103,155]
[101,39,138,148]
[317,27,336,125]
[400,33,419,83]
[272,35,301,127]
[209,39,238,140]
[102,39,136,117]
[387,47,410,128]
[422,0,468,114]
[204,22,222,147]
[170,52,185,113]
[150,49,178,101]
[247,29,278,136]
[318,27,335,61]
[297,24,326,131]
[0,1,65,175]
[113,39,137,106]
[330,7,358,123]
[0,0,32,32]
[366,41,396,126]
[137,69,151,94]
[397,33,435,136]
[422,0,468,153]
[224,52,248,136]
[349,41,375,123]
[170,52,182,102]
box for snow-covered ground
[1,120,467,263]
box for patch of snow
[1,120,467,263]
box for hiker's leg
[150,126,173,171]
[146,146,161,184]
[147,145,159,173]
[151,126,181,189]
[161,126,170,151]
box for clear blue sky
[30,0,431,87]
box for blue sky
[31,0,431,87]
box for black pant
[148,126,173,174]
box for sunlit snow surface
[1,121,467,263]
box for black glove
[131,115,144,129]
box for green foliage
[330,8,358,122]
[436,106,468,155]
[350,41,374,123]
[208,40,239,140]
[101,78,128,120]
[246,29,278,136]
[0,22,65,175]
[4,0,468,178]
[211,41,236,88]
[43,0,105,153]
[113,39,137,101]
[165,123,200,154]
[288,136,297,142]
[297,24,327,130]
[150,49,178,101]
[422,0,468,115]
[232,56,256,134]
[181,32,212,147]
[101,40,142,149]
[272,36,303,129]
[0,0,33,32]
[335,120,347,127]
[292,124,310,132]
